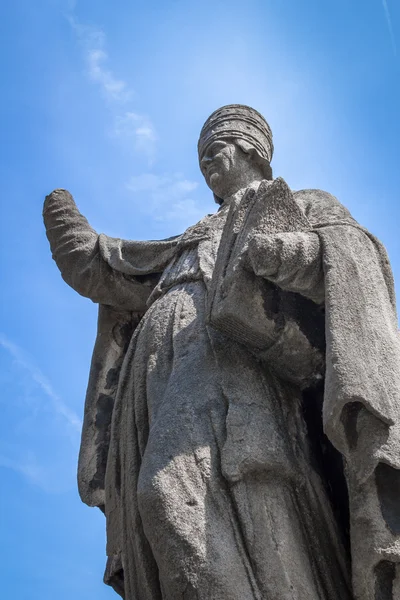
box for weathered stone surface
[44,104,400,600]
[207,177,325,388]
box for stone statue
[43,105,400,600]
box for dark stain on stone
[302,382,350,555]
[95,394,114,428]
[375,560,395,600]
[260,284,325,352]
[281,290,325,351]
[376,462,400,535]
[341,401,364,451]
[105,367,120,390]
[89,394,115,491]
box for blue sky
[0,1,399,598]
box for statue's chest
[149,208,228,301]
[159,246,202,288]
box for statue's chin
[208,172,230,199]
[209,172,220,187]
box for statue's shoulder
[292,188,342,213]
[291,187,354,225]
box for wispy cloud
[68,16,132,103]
[65,10,205,220]
[126,173,198,195]
[113,112,157,163]
[67,14,156,162]
[0,334,82,492]
[0,452,47,488]
[381,0,397,56]
[0,445,78,494]
[65,0,77,10]
[126,173,204,224]
[87,48,130,102]
[0,334,81,432]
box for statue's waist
[147,247,205,305]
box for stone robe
[43,183,400,600]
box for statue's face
[199,139,249,199]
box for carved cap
[198,104,274,164]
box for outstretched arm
[243,230,324,305]
[43,189,152,311]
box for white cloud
[126,172,198,197]
[173,180,199,194]
[113,112,157,162]
[87,48,129,101]
[125,172,164,193]
[159,198,207,224]
[67,16,131,103]
[381,0,397,56]
[67,12,158,164]
[0,445,77,494]
[126,173,204,223]
[65,0,77,13]
[65,12,207,222]
[0,334,82,492]
[0,334,82,433]
[0,452,47,488]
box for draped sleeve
[244,230,324,305]
[43,189,154,311]
[43,188,180,509]
[290,189,400,599]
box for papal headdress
[198,104,274,169]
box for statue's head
[198,104,273,203]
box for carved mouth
[207,161,222,177]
